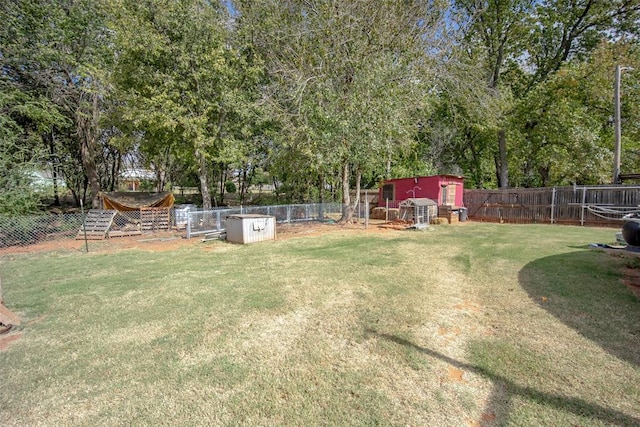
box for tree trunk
[353,167,361,219]
[319,174,325,220]
[219,167,227,205]
[538,166,550,188]
[240,165,249,204]
[77,92,102,208]
[79,128,101,208]
[82,175,89,207]
[272,177,280,201]
[319,174,325,204]
[339,161,351,223]
[49,131,60,206]
[497,129,509,188]
[386,155,392,179]
[195,148,212,210]
[156,168,166,192]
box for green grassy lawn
[1,223,639,426]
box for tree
[454,0,640,188]
[453,0,535,188]
[240,0,444,221]
[111,0,265,209]
[510,40,640,186]
[0,81,69,214]
[0,0,115,208]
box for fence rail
[464,185,640,226]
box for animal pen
[464,185,640,226]
[183,203,343,239]
[398,198,437,225]
[77,192,175,240]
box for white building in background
[29,170,66,190]
[120,168,156,191]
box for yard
[1,223,639,426]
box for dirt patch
[481,412,497,421]
[621,267,640,298]
[276,220,398,240]
[0,221,403,256]
[438,326,462,336]
[0,231,191,255]
[445,366,467,383]
[0,331,23,351]
[453,301,482,313]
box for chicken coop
[399,198,437,225]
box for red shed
[378,174,465,208]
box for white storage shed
[226,214,276,244]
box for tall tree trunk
[538,166,550,188]
[339,161,351,223]
[195,148,212,210]
[497,129,509,188]
[49,131,60,206]
[319,174,325,204]
[77,92,102,208]
[82,175,89,207]
[110,151,121,191]
[79,127,101,208]
[156,168,166,192]
[319,174,326,220]
[272,177,280,201]
[219,167,227,205]
[386,154,392,179]
[240,165,249,204]
[353,167,361,219]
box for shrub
[225,181,237,194]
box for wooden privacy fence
[464,186,640,226]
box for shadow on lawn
[368,329,640,426]
[519,249,640,367]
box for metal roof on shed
[399,198,437,207]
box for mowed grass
[1,223,640,426]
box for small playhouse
[377,174,465,223]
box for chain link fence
[0,213,84,248]
[0,203,344,248]
[184,203,343,238]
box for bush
[225,181,237,194]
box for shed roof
[384,174,465,183]
[399,198,437,207]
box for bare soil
[0,331,22,351]
[622,267,640,298]
[0,221,404,256]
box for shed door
[382,184,394,202]
[441,184,456,206]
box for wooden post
[580,186,587,226]
[80,199,89,253]
[386,198,389,222]
[550,187,556,224]
[365,190,369,229]
[187,212,192,239]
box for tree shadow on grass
[518,249,640,367]
[367,329,640,426]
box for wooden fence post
[550,187,556,224]
[580,186,587,226]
